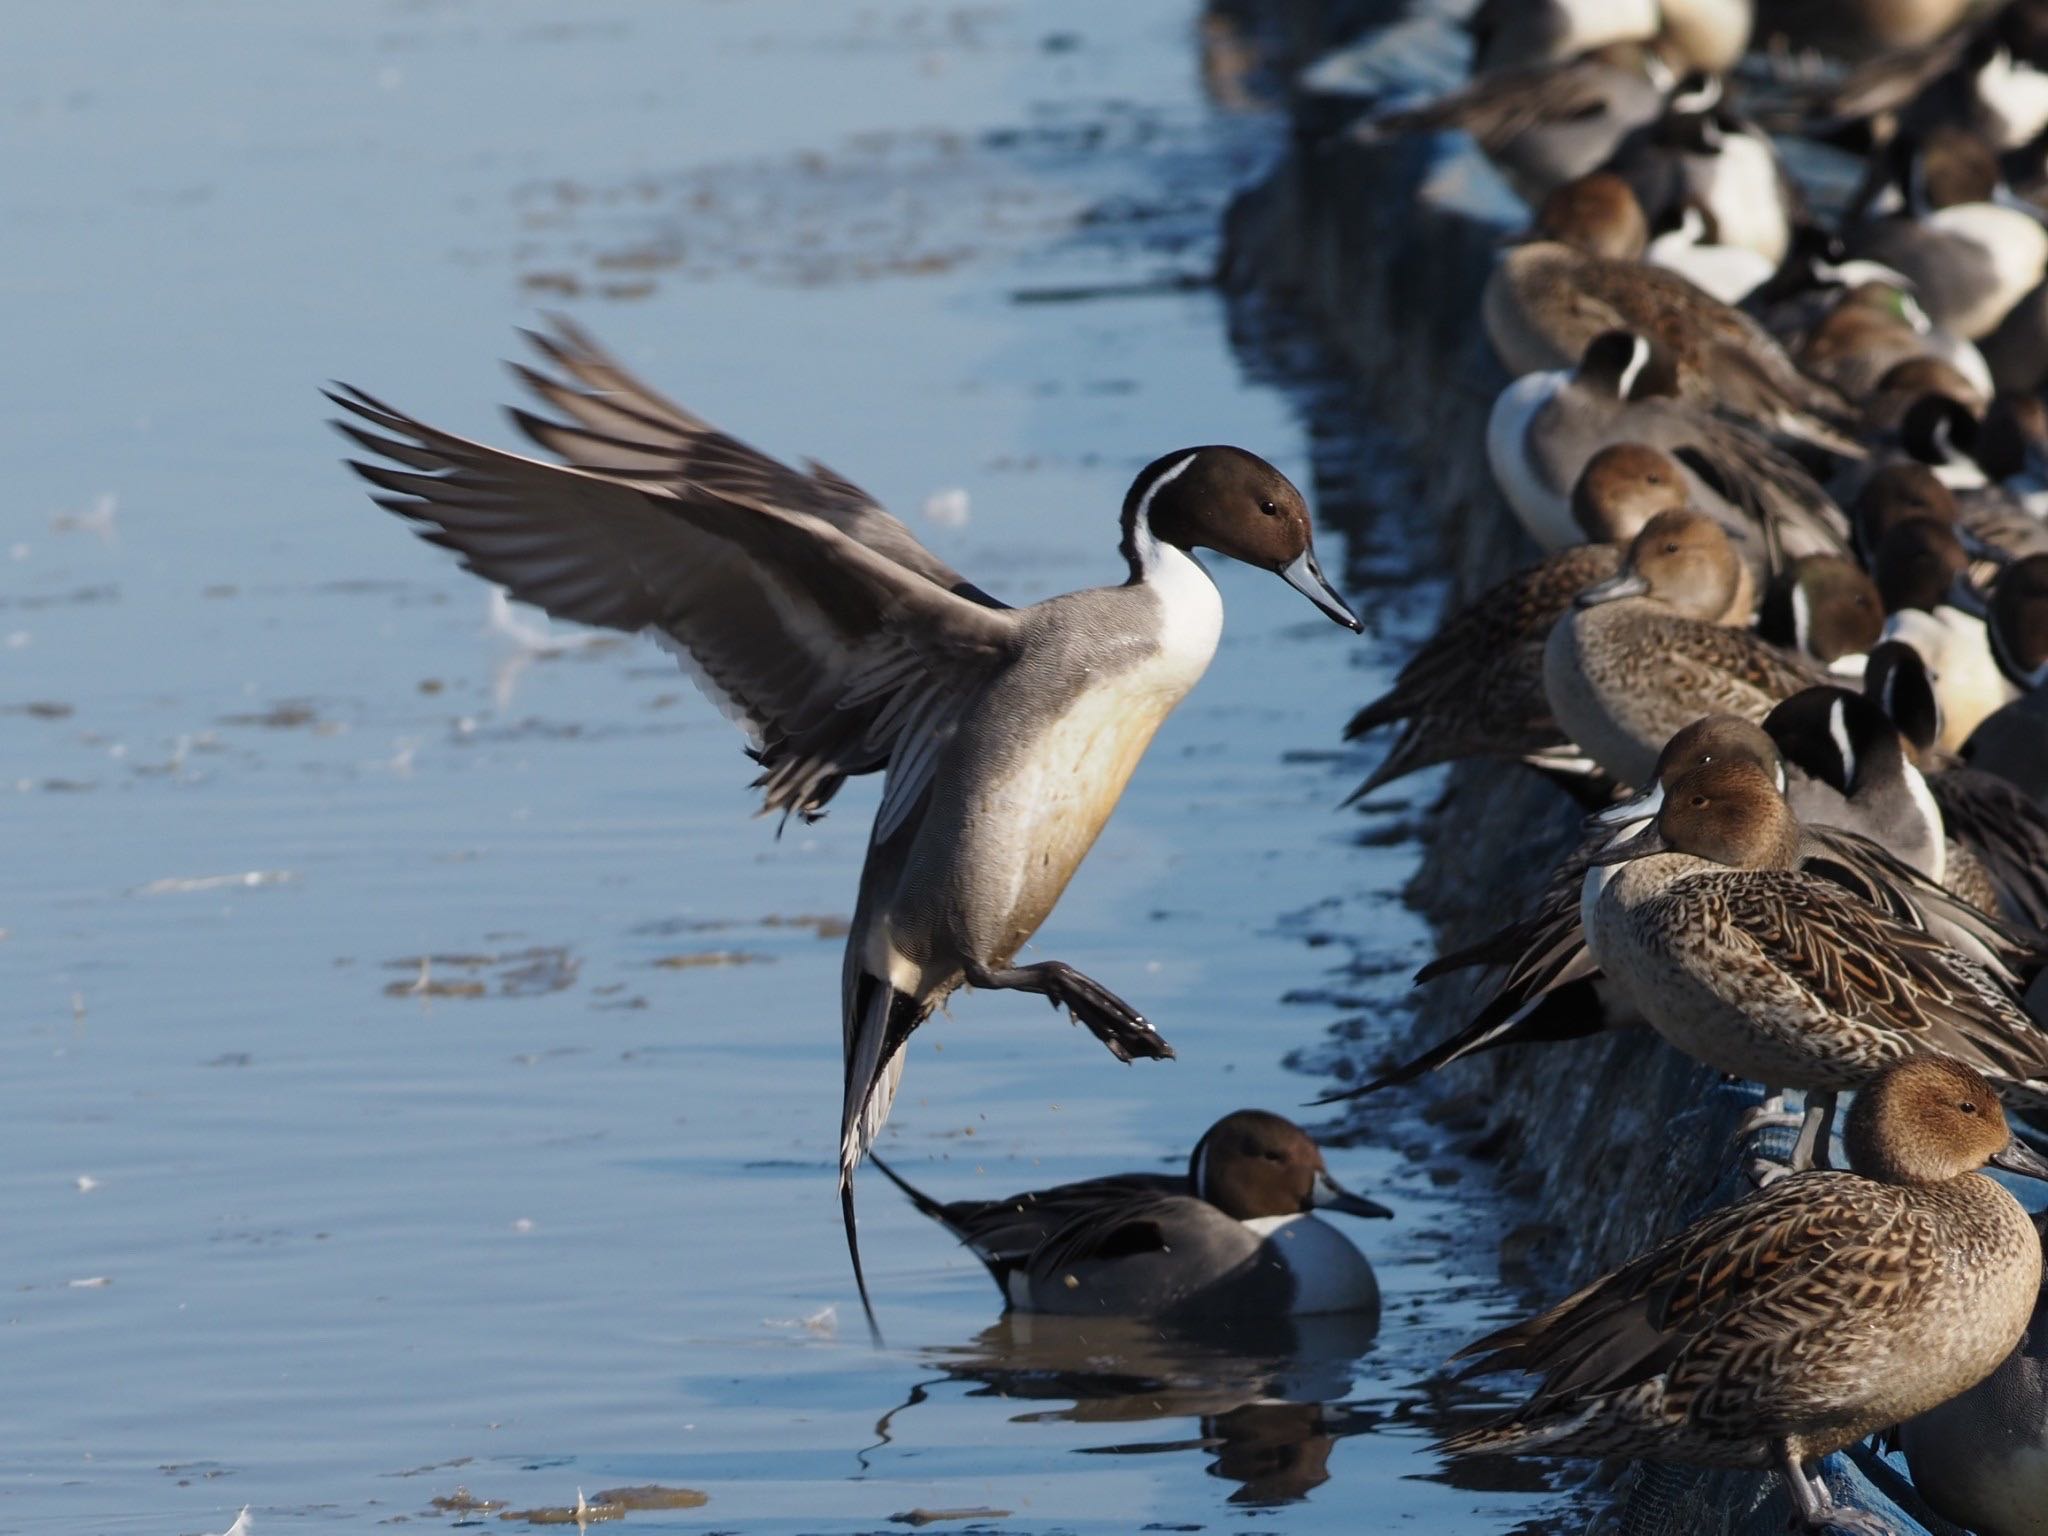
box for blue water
[0,3,1563,1532]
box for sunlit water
[2,3,1565,1532]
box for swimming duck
[1584,753,2048,1163]
[1442,1055,2048,1536]
[1326,713,2033,1102]
[1483,177,1860,451]
[1345,444,1700,800]
[1893,1211,2048,1536]
[1487,330,1848,564]
[327,318,1362,1324]
[1543,508,1824,787]
[870,1110,1390,1318]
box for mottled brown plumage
[1444,1057,2048,1532]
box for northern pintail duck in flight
[1584,752,2048,1164]
[327,319,1361,1325]
[870,1110,1390,1318]
[1487,330,1848,565]
[1543,508,1824,787]
[1893,1210,2048,1536]
[1344,444,1700,800]
[1442,1056,2048,1536]
[1483,175,1860,452]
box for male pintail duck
[869,1110,1390,1318]
[1466,0,1660,74]
[1543,508,1824,788]
[1848,125,2048,341]
[1483,176,1860,452]
[1605,83,1800,267]
[1442,1056,2048,1536]
[1584,753,2048,1166]
[1486,330,1847,564]
[1764,685,1949,883]
[1324,713,2033,1102]
[327,319,1361,1326]
[1344,444,1699,801]
[1866,639,2048,929]
[1756,555,1886,665]
[1958,553,2048,804]
[1894,1210,2048,1536]
[1646,201,1779,304]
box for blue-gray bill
[1280,550,1362,631]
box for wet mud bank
[1222,9,1950,1535]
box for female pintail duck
[1866,639,2048,929]
[1584,753,2048,1166]
[1756,555,1885,665]
[1800,283,1995,409]
[1442,1056,2048,1536]
[1344,444,1702,801]
[869,1110,1390,1319]
[1543,508,1825,788]
[1894,1211,2048,1536]
[1487,330,1849,564]
[1483,176,1859,452]
[1360,48,1670,207]
[1323,713,2034,1102]
[327,319,1361,1324]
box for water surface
[2,3,1565,1531]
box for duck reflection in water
[875,1310,1383,1506]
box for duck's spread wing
[1451,1174,1897,1431]
[501,317,1001,606]
[330,380,1019,826]
[1670,870,2048,1085]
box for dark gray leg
[964,959,1174,1062]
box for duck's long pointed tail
[839,971,924,1345]
[841,1175,882,1345]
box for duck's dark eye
[1663,541,1680,554]
[1690,794,1708,808]
[1959,1100,1978,1114]
[1259,499,1280,517]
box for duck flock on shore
[323,1,2048,1531]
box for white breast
[1487,370,1576,550]
[1979,48,2048,149]
[1698,134,1789,263]
[1647,231,1775,305]
[1243,1214,1379,1315]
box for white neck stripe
[1617,337,1651,400]
[1131,452,1199,575]
[1827,696,1858,790]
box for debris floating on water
[922,487,971,527]
[889,1509,1012,1527]
[133,870,296,897]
